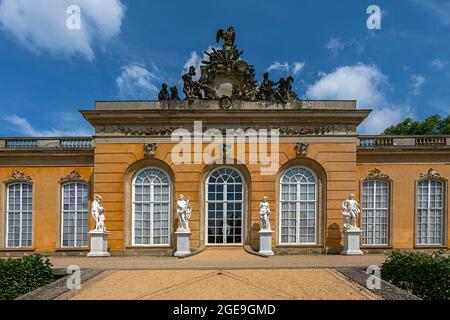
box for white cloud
[0,0,125,61]
[182,46,217,80]
[431,58,448,70]
[411,0,450,26]
[359,106,412,135]
[306,64,386,107]
[267,61,305,76]
[410,74,425,95]
[326,38,346,54]
[1,113,93,137]
[292,62,305,76]
[116,63,160,100]
[306,63,412,134]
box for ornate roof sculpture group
[158,26,301,106]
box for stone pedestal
[259,230,274,256]
[174,230,191,257]
[341,228,363,255]
[87,230,110,257]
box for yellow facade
[0,101,448,255]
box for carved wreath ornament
[3,171,33,184]
[59,170,84,184]
[366,168,390,181]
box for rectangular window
[361,180,389,245]
[6,183,33,248]
[417,180,444,245]
[61,183,89,248]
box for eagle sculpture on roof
[216,26,236,47]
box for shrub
[0,254,54,300]
[381,250,450,300]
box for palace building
[0,30,449,256]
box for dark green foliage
[383,115,450,135]
[0,254,53,300]
[381,250,450,300]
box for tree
[383,115,450,135]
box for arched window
[6,183,33,248]
[417,179,444,245]
[133,168,171,246]
[206,167,244,245]
[61,182,89,248]
[280,167,317,244]
[361,180,390,245]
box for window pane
[206,168,244,244]
[133,168,171,245]
[6,183,33,248]
[362,180,389,245]
[417,180,444,245]
[280,168,317,245]
[61,183,89,248]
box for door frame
[203,166,248,246]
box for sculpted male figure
[259,196,271,231]
[177,194,192,231]
[342,194,361,230]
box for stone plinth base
[259,230,274,256]
[87,230,110,257]
[174,230,191,257]
[341,229,363,255]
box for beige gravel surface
[49,248,386,270]
[58,269,380,300]
[51,249,383,300]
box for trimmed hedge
[381,250,450,300]
[0,254,54,300]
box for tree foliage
[383,115,450,135]
[381,250,450,300]
[0,254,53,300]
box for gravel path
[58,269,380,300]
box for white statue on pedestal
[259,196,271,231]
[342,194,361,230]
[91,194,106,232]
[177,194,191,231]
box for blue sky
[0,0,449,136]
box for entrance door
[206,168,244,244]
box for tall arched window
[61,182,89,248]
[6,183,33,248]
[280,167,317,244]
[417,179,445,245]
[361,180,390,245]
[133,168,171,246]
[206,167,244,245]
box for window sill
[125,245,172,249]
[414,245,448,249]
[361,245,393,249]
[56,248,89,252]
[276,244,322,248]
[0,248,35,252]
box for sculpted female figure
[91,194,106,232]
[177,194,192,231]
[259,196,271,231]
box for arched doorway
[205,167,244,245]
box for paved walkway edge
[336,267,421,300]
[16,269,104,300]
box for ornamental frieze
[118,126,333,137]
